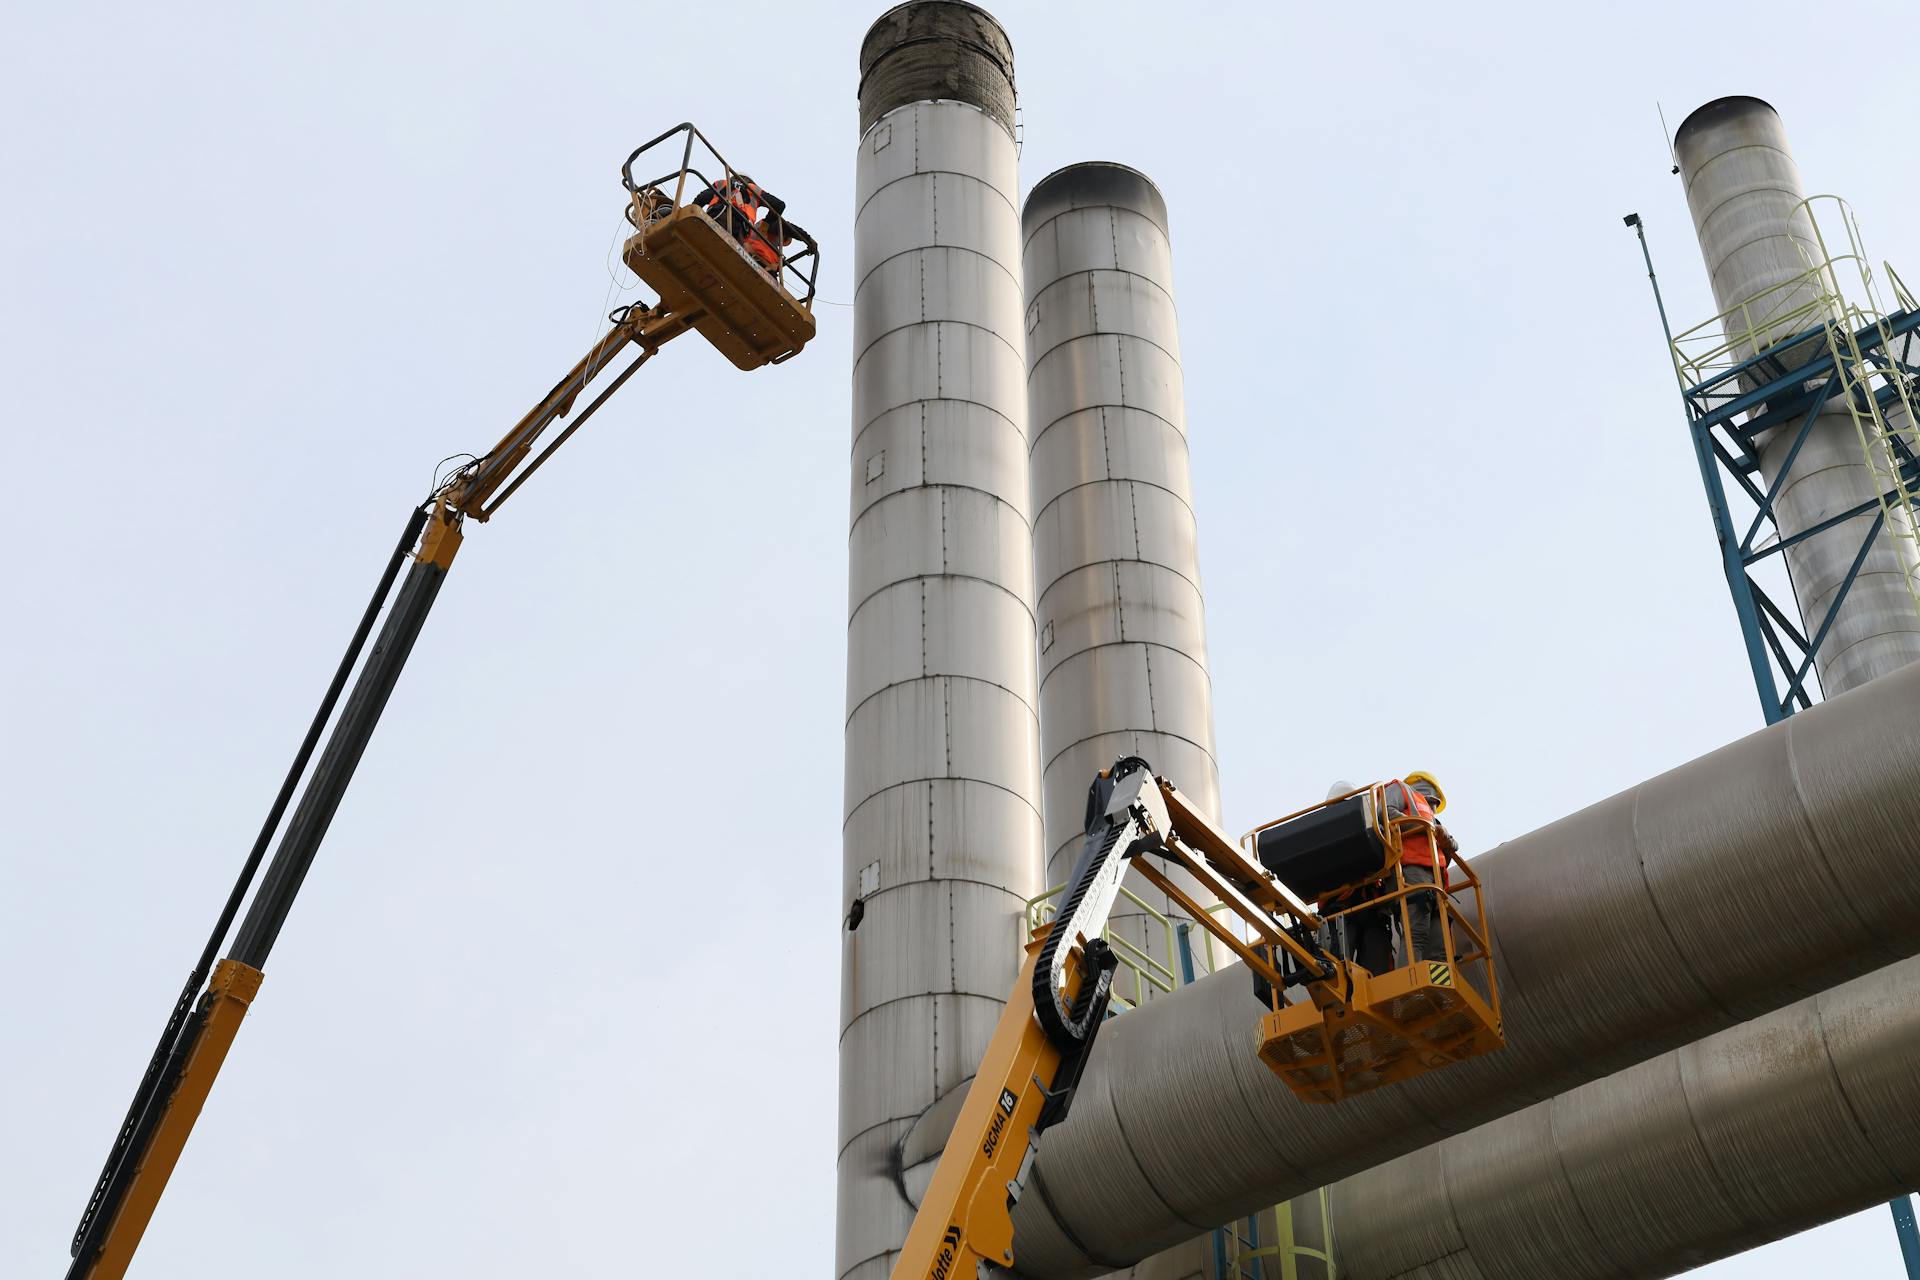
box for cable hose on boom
[1033,822,1127,1049]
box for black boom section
[69,505,433,1277]
[229,553,450,967]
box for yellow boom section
[893,937,1066,1279]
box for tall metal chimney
[840,6,1038,1279]
[1674,96,1920,693]
[1020,162,1222,990]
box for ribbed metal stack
[838,6,1041,1279]
[1676,96,1920,691]
[1021,162,1222,998]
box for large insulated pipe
[1021,162,1222,993]
[1676,96,1920,693]
[1327,955,1920,1279]
[1006,659,1920,1277]
[840,7,1037,1280]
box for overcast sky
[4,2,1915,1277]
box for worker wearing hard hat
[1320,780,1395,977]
[1384,771,1460,963]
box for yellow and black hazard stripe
[1426,961,1453,988]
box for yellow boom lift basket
[619,123,818,371]
[1242,783,1504,1103]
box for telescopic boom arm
[63,304,690,1280]
[67,123,816,1279]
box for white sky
[3,2,1914,1276]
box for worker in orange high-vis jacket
[692,173,794,274]
[743,180,809,275]
[1383,772,1459,963]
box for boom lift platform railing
[894,758,1504,1280]
[1244,781,1501,1104]
[64,124,815,1280]
[620,122,818,370]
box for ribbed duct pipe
[839,6,1039,1280]
[1328,955,1920,1279]
[1021,162,1221,993]
[1006,659,1920,1277]
[1676,96,1920,692]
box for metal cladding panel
[919,576,1035,700]
[837,990,1008,1154]
[837,1119,917,1279]
[1034,480,1200,605]
[1039,561,1209,687]
[1674,96,1920,693]
[848,485,1033,612]
[1024,206,1177,302]
[1818,959,1920,1188]
[1632,715,1891,1014]
[1029,334,1188,448]
[1771,422,1920,692]
[1026,269,1182,371]
[1039,644,1214,773]
[858,98,1019,210]
[1451,1105,1621,1280]
[852,247,1026,375]
[1553,1052,1748,1271]
[1446,789,1700,1089]
[846,577,1035,718]
[839,878,1031,1034]
[839,997,939,1147]
[844,45,1033,1280]
[1765,423,1900,603]
[852,399,1029,526]
[1680,999,1886,1222]
[852,321,1026,433]
[1031,405,1195,514]
[1320,1147,1464,1279]
[840,779,1045,906]
[1005,661,1920,1278]
[844,677,1039,816]
[855,172,1020,288]
[1327,957,1920,1280]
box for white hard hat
[1326,780,1357,801]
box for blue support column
[1892,1195,1920,1279]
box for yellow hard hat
[1405,771,1446,813]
